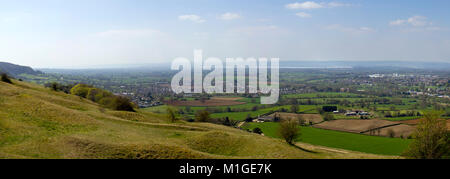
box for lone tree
[166,107,178,123]
[403,111,449,159]
[278,119,301,145]
[195,110,211,122]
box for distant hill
[280,61,450,70]
[0,62,41,76]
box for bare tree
[387,129,396,138]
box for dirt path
[237,122,245,128]
[294,142,401,159]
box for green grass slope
[242,122,412,156]
[0,80,395,159]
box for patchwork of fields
[143,92,448,156]
[242,122,412,156]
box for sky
[1,0,450,68]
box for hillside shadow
[291,144,318,153]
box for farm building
[253,116,273,123]
[345,111,370,116]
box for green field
[283,92,363,99]
[242,122,412,156]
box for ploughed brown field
[314,119,416,138]
[167,97,246,106]
[399,119,450,130]
[269,112,324,124]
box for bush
[72,84,135,112]
[220,117,237,127]
[1,73,12,84]
[195,110,211,122]
[45,82,74,94]
[86,88,100,102]
[245,114,253,122]
[166,107,178,123]
[110,96,135,112]
[70,84,92,98]
[253,127,263,134]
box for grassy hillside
[0,80,396,159]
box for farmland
[167,97,246,107]
[15,64,450,158]
[314,119,415,138]
[242,122,412,156]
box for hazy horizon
[1,0,450,68]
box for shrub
[220,117,237,126]
[253,127,263,134]
[1,73,12,84]
[111,96,135,112]
[70,84,92,98]
[245,114,253,122]
[72,84,135,112]
[50,82,60,91]
[166,107,178,123]
[86,88,101,102]
[195,110,211,122]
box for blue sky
[1,0,449,68]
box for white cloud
[327,2,352,8]
[286,1,323,9]
[227,25,283,36]
[389,16,442,31]
[390,16,430,27]
[286,1,353,10]
[327,24,375,33]
[359,27,375,32]
[178,14,205,23]
[407,16,430,27]
[390,19,406,26]
[220,13,241,20]
[296,12,312,18]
